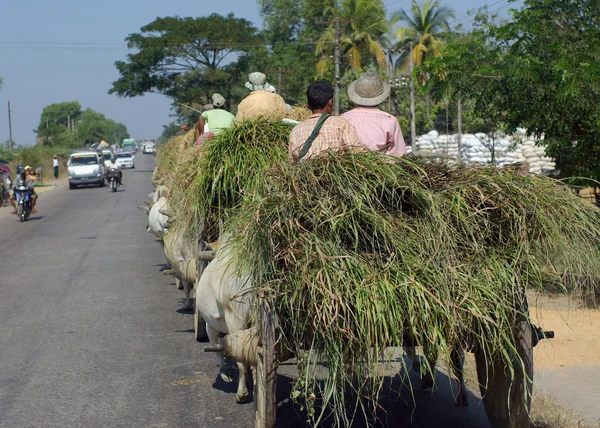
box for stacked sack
[413,129,556,174]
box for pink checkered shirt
[341,107,407,157]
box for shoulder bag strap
[298,113,330,161]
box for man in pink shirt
[341,72,407,157]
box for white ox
[195,237,253,404]
[163,226,198,310]
[147,196,169,238]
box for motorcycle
[15,185,32,222]
[107,168,119,192]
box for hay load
[167,119,292,238]
[225,151,600,425]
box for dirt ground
[529,293,600,369]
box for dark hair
[307,81,334,110]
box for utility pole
[266,68,292,96]
[457,98,463,163]
[316,17,358,115]
[7,101,13,151]
[409,41,416,146]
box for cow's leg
[406,346,435,389]
[182,281,193,310]
[207,325,234,383]
[451,347,469,406]
[235,362,251,403]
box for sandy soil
[530,294,600,369]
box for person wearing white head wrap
[235,72,287,123]
[194,93,235,145]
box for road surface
[0,154,491,427]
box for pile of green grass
[168,120,292,239]
[227,150,600,426]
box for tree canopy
[423,0,600,181]
[109,14,259,106]
[35,102,129,148]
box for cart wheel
[255,301,278,428]
[194,301,206,341]
[475,315,533,428]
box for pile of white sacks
[407,129,556,174]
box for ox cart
[193,228,555,428]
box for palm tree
[316,0,389,74]
[392,0,455,73]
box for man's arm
[341,121,362,148]
[387,120,407,157]
[195,116,206,140]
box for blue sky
[0,0,520,146]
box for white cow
[195,236,253,403]
[147,196,170,238]
[163,226,198,310]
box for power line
[451,0,511,25]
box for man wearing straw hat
[341,72,406,157]
[194,93,235,145]
[235,72,287,123]
[289,81,361,162]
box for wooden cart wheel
[475,314,534,428]
[255,300,278,428]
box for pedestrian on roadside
[53,155,59,179]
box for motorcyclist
[11,165,36,214]
[106,156,123,188]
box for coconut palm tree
[316,0,389,74]
[392,0,455,73]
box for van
[68,151,105,189]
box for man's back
[341,107,406,157]
[289,114,361,161]
[236,91,287,123]
[202,109,235,135]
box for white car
[68,151,105,189]
[116,152,135,169]
[143,143,155,154]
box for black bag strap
[298,113,330,160]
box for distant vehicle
[116,152,135,169]
[68,150,105,189]
[143,143,155,154]
[122,139,137,153]
[15,184,32,222]
[101,150,113,168]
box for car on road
[68,151,105,189]
[143,143,155,154]
[116,152,135,169]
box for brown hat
[347,72,391,107]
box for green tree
[76,109,130,146]
[424,0,600,181]
[35,102,82,145]
[109,14,259,107]
[391,0,455,73]
[316,0,388,73]
[157,122,181,146]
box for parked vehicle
[116,152,135,169]
[15,184,32,222]
[68,151,105,189]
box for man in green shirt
[194,94,235,145]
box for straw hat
[212,93,226,107]
[347,72,391,107]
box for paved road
[0,154,491,427]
